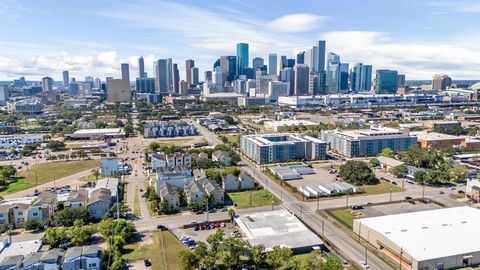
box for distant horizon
[0,0,479,80]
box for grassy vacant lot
[0,160,99,195]
[228,189,281,208]
[329,208,354,229]
[133,188,141,217]
[123,231,186,270]
[223,134,240,145]
[359,180,403,195]
[18,160,99,185]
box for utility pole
[399,247,403,270]
[321,220,325,237]
[346,194,349,207]
[116,181,120,219]
[365,246,368,269]
[317,196,320,211]
[389,187,393,202]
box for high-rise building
[121,63,130,81]
[138,56,146,78]
[204,71,212,82]
[375,70,399,94]
[41,77,54,92]
[107,79,130,103]
[172,63,180,94]
[315,40,326,72]
[62,71,69,86]
[278,55,287,72]
[166,58,173,91]
[296,52,305,65]
[220,56,236,82]
[304,49,313,70]
[94,77,101,89]
[0,84,9,105]
[432,74,452,90]
[279,68,294,96]
[294,64,310,96]
[213,67,223,91]
[154,59,168,93]
[191,67,199,86]
[327,53,341,94]
[185,59,195,86]
[256,74,278,95]
[236,43,249,76]
[340,63,349,92]
[287,59,295,68]
[397,74,406,87]
[351,63,372,92]
[268,54,277,75]
[135,78,155,93]
[252,57,264,71]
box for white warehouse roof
[355,206,480,262]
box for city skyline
[0,0,479,80]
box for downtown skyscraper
[236,43,249,76]
[154,59,168,93]
[351,63,372,92]
[268,53,277,75]
[121,63,130,81]
[138,56,146,78]
[186,59,195,86]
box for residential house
[192,152,208,162]
[157,182,180,211]
[18,249,64,270]
[87,189,111,220]
[212,150,231,166]
[472,186,480,203]
[222,173,256,192]
[99,159,130,176]
[91,178,119,202]
[203,180,224,206]
[184,181,204,204]
[376,156,405,172]
[151,152,192,171]
[155,166,194,188]
[65,190,88,209]
[61,245,102,270]
[0,255,23,270]
[0,206,9,225]
[8,204,29,228]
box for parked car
[407,200,416,204]
[351,205,363,210]
[438,191,445,194]
[358,260,369,269]
[404,196,412,200]
[144,259,152,267]
[156,224,168,231]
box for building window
[33,213,38,216]
[89,263,97,267]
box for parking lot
[287,163,337,188]
[170,222,241,248]
[356,201,442,218]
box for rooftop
[412,131,463,141]
[264,119,318,127]
[355,206,480,261]
[235,210,323,251]
[72,128,124,135]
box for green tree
[389,165,408,178]
[148,142,161,153]
[178,250,199,270]
[323,254,344,270]
[266,246,292,269]
[339,160,378,185]
[24,219,42,231]
[250,244,265,267]
[228,208,236,223]
[53,208,87,227]
[219,237,247,269]
[369,157,380,167]
[414,170,427,182]
[379,147,395,158]
[92,169,100,180]
[47,141,66,152]
[0,165,17,180]
[159,199,169,214]
[71,220,96,245]
[44,227,70,247]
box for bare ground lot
[357,201,442,218]
[286,163,337,188]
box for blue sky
[0,0,479,80]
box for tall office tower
[204,71,212,82]
[432,74,452,90]
[375,70,399,94]
[268,81,290,102]
[287,59,295,68]
[318,70,327,95]
[154,59,168,93]
[213,67,223,91]
[220,56,236,82]
[351,63,373,92]
[213,59,220,69]
[268,53,277,75]
[94,77,101,89]
[85,76,94,89]
[138,56,146,78]
[304,49,313,69]
[180,80,188,96]
[69,82,79,95]
[278,55,287,72]
[172,63,180,94]
[340,63,349,92]
[236,43,249,76]
[62,71,69,86]
[296,52,305,64]
[166,58,173,91]
[309,72,319,95]
[121,63,130,81]
[185,59,195,86]
[294,64,310,96]
[315,40,326,72]
[280,68,294,95]
[327,53,341,94]
[397,74,406,87]
[0,84,8,105]
[191,67,199,86]
[252,57,264,71]
[135,78,155,93]
[41,77,54,92]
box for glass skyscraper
[236,43,249,76]
[375,69,398,94]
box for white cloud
[266,13,328,33]
[321,31,480,79]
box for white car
[359,260,370,269]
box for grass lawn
[359,180,403,195]
[330,208,354,229]
[223,134,240,145]
[228,189,281,208]
[18,160,99,185]
[123,231,186,270]
[133,188,141,217]
[1,160,99,195]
